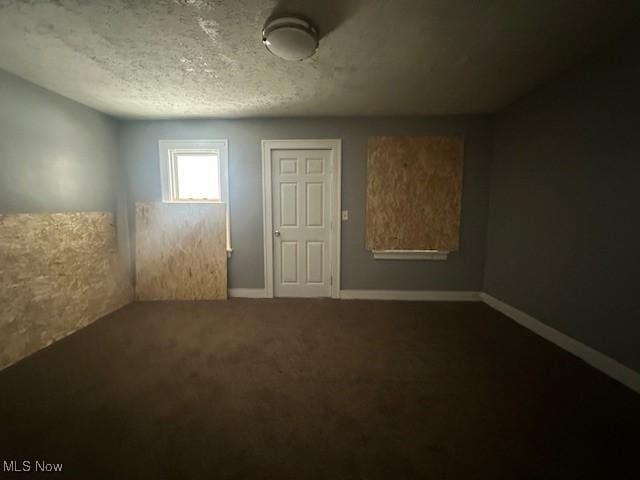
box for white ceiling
[0,0,637,119]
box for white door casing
[262,140,341,298]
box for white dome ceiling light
[262,16,319,61]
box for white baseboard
[229,289,479,301]
[339,290,480,301]
[479,292,640,395]
[228,288,267,298]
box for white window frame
[159,139,231,254]
[167,149,222,202]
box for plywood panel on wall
[135,202,227,300]
[366,136,464,252]
[0,212,133,369]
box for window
[159,140,227,203]
[159,139,231,253]
[171,151,221,201]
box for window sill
[372,250,449,261]
[161,200,224,204]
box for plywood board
[135,202,227,300]
[0,212,133,369]
[366,136,464,252]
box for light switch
[341,210,349,221]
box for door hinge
[330,274,333,286]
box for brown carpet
[0,299,639,479]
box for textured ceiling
[0,0,637,119]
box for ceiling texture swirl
[0,0,637,118]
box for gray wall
[484,37,640,371]
[120,116,492,291]
[0,69,130,265]
[0,69,115,213]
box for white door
[272,149,332,297]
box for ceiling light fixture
[262,16,319,61]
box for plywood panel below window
[135,202,227,300]
[366,135,464,252]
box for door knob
[274,230,281,237]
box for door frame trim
[261,139,342,298]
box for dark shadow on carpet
[0,299,639,479]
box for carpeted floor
[0,299,639,479]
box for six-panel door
[272,149,332,297]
